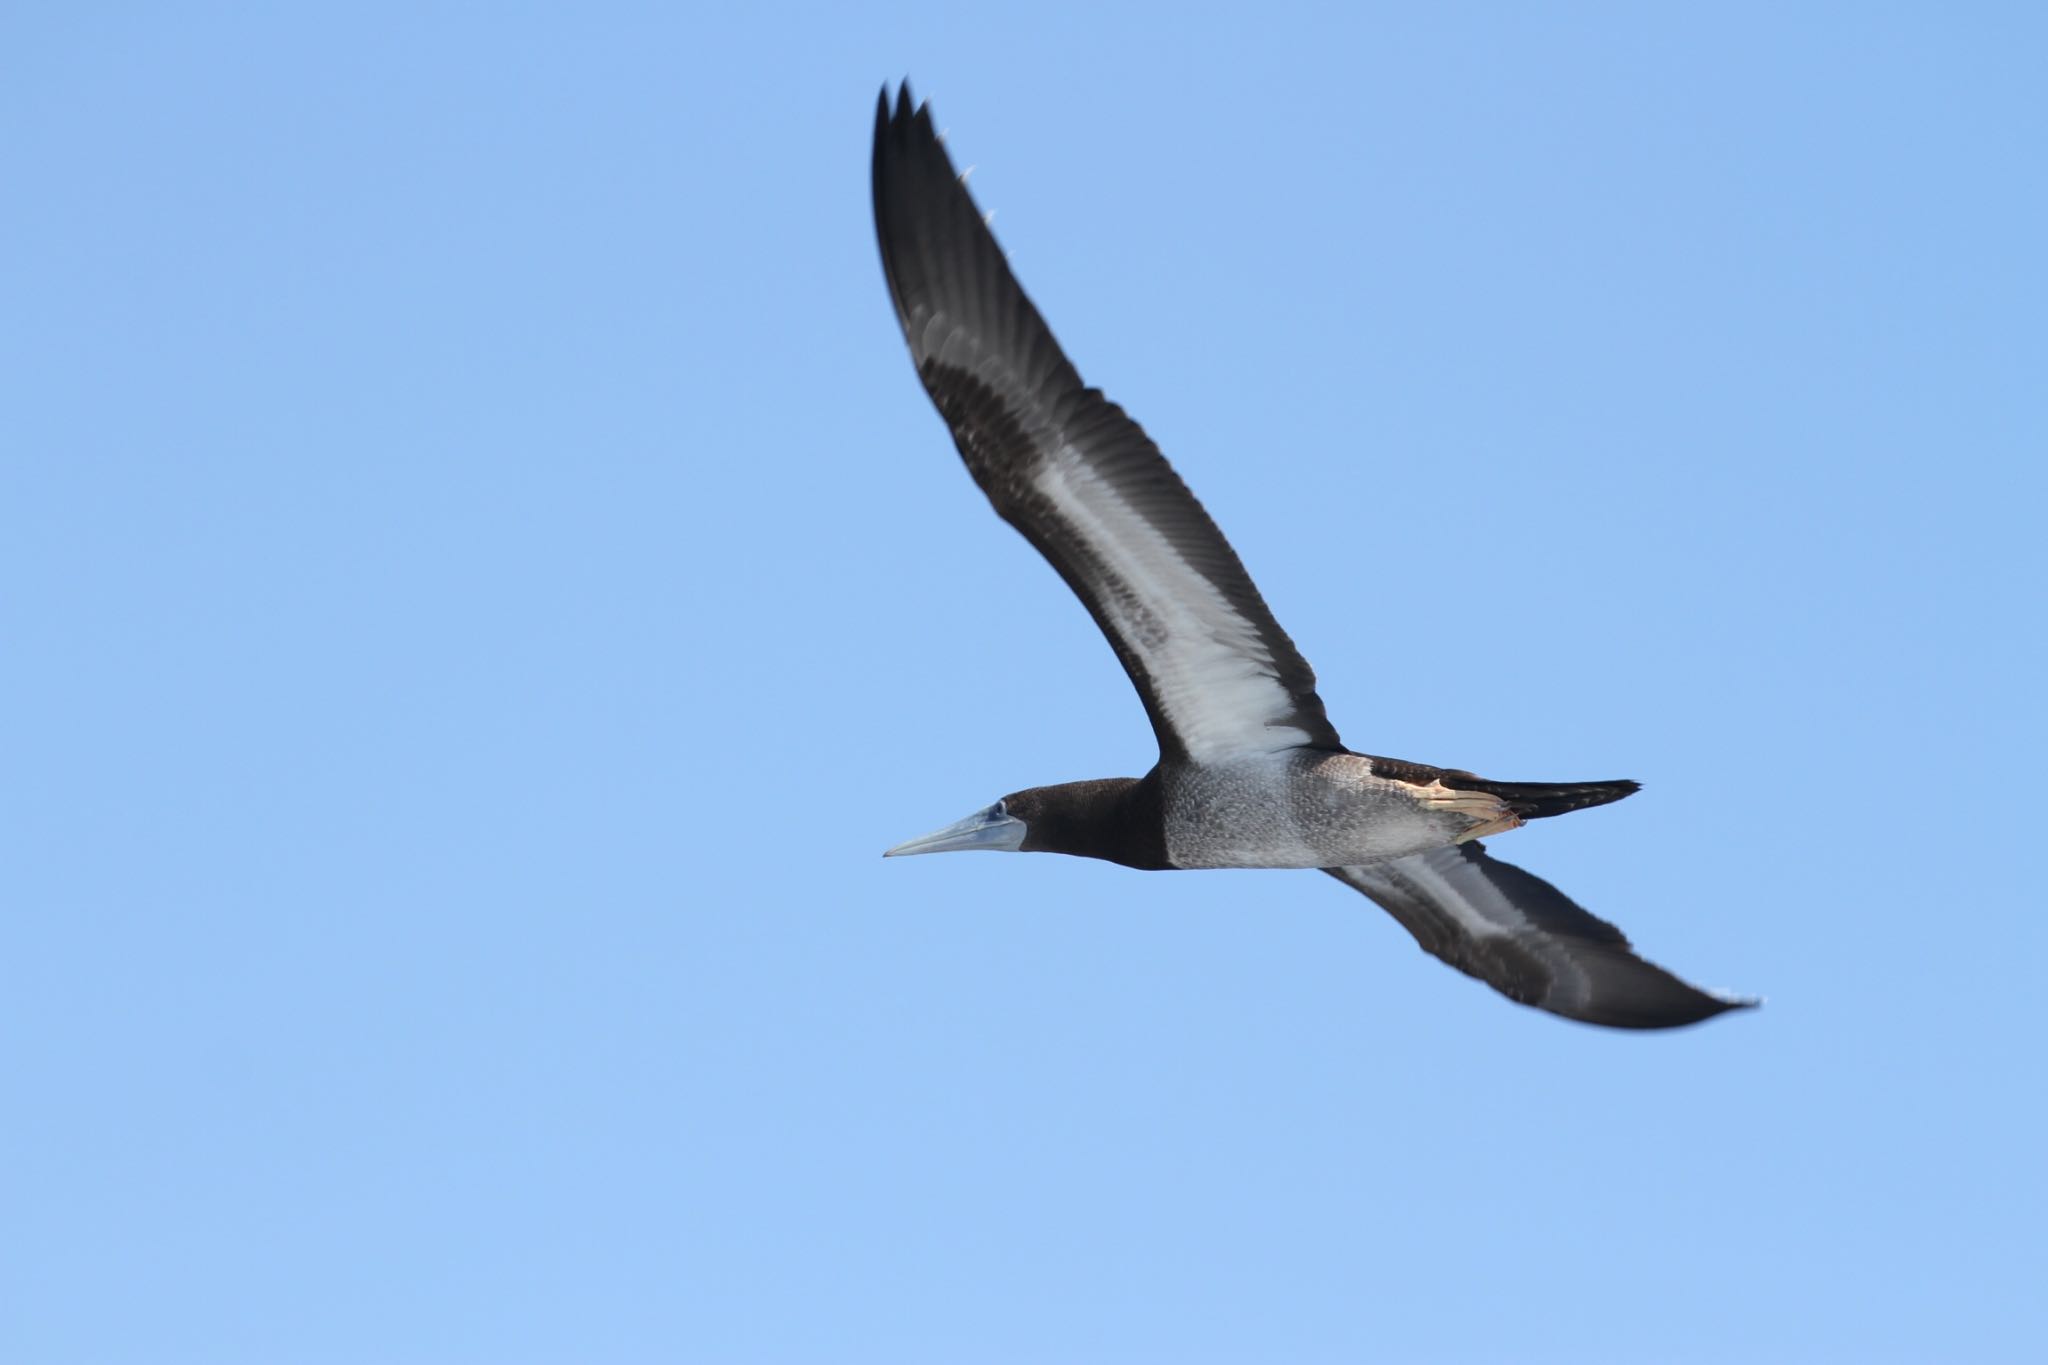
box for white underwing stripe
[1035,445,1311,762]
[1375,854,1517,941]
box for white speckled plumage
[1162,753,1514,868]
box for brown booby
[873,84,1752,1029]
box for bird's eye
[992,799,1007,816]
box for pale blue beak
[884,801,1028,856]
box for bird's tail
[1459,777,1641,821]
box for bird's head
[882,778,1164,868]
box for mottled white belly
[1160,752,1500,870]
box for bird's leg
[1419,783,1524,842]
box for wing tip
[1580,984,1762,1031]
[873,78,950,196]
[876,78,927,139]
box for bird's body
[872,84,1754,1029]
[1163,752,1513,870]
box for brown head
[885,774,1168,870]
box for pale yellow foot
[1419,783,1524,842]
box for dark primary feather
[871,85,1341,762]
[1326,843,1754,1029]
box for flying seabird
[872,84,1753,1030]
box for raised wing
[872,85,1340,764]
[1327,843,1755,1029]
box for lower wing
[1326,843,1755,1029]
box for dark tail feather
[1465,777,1641,821]
[1366,758,1643,822]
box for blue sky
[4,4,2044,1361]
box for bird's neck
[1012,772,1169,870]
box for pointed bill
[884,802,1028,856]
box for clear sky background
[5,5,2044,1362]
